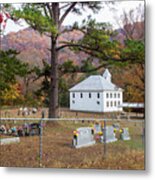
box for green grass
[125,137,144,150]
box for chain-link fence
[0,117,145,169]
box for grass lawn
[0,120,145,169]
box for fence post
[103,120,107,159]
[39,110,45,167]
[142,121,145,146]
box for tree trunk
[48,3,59,118]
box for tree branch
[56,42,98,52]
[60,26,86,35]
[59,63,106,75]
[44,32,51,37]
[59,2,77,25]
[42,4,50,18]
[46,3,53,18]
[57,42,143,64]
[59,3,70,10]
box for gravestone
[0,137,20,145]
[94,123,102,134]
[120,128,131,141]
[101,126,117,143]
[72,127,95,148]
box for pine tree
[12,2,102,118]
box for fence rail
[0,117,145,122]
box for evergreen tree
[0,49,28,96]
[12,2,102,118]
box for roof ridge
[69,74,122,91]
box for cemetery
[72,122,131,148]
[0,120,130,147]
[0,117,144,169]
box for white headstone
[0,137,20,145]
[120,128,131,140]
[101,126,117,143]
[94,123,102,134]
[72,127,95,148]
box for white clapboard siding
[69,69,123,113]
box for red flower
[0,13,3,23]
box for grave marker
[94,123,102,134]
[72,127,95,148]
[0,137,20,145]
[101,126,117,143]
[120,128,131,141]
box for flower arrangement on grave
[73,130,79,137]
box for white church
[69,69,123,113]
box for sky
[2,0,144,35]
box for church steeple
[102,69,111,83]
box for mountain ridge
[1,22,144,67]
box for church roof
[69,73,123,92]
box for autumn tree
[0,49,33,110]
[115,3,144,41]
[1,83,21,105]
[112,4,145,102]
[0,50,28,93]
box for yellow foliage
[2,83,21,101]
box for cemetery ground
[0,109,144,169]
